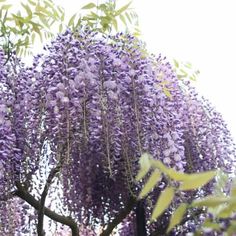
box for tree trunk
[136,200,147,236]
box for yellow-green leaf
[39,15,50,28]
[81,3,96,10]
[192,196,229,208]
[115,2,131,16]
[167,203,188,233]
[112,18,118,31]
[36,5,51,16]
[21,3,32,16]
[226,221,236,235]
[68,13,76,26]
[202,221,221,231]
[231,185,236,197]
[31,33,36,44]
[150,159,189,181]
[136,153,151,181]
[179,171,216,191]
[217,205,233,218]
[163,87,172,99]
[28,0,36,6]
[151,187,175,221]
[2,4,12,11]
[125,12,131,24]
[119,14,126,26]
[173,59,179,68]
[59,23,63,33]
[167,169,189,181]
[150,159,169,173]
[139,170,162,199]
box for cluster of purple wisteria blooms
[0,29,235,235]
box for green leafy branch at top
[0,0,140,62]
[69,0,140,36]
[0,0,65,58]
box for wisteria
[0,29,235,235]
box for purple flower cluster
[0,29,235,234]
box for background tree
[0,0,235,236]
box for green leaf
[31,33,36,44]
[167,203,188,233]
[173,59,179,68]
[0,0,6,2]
[97,3,107,11]
[112,18,118,31]
[115,2,131,16]
[59,23,63,33]
[217,205,234,218]
[28,0,36,6]
[125,12,131,24]
[151,187,175,221]
[68,13,76,27]
[81,3,96,10]
[139,170,162,199]
[57,6,64,15]
[226,221,236,235]
[31,22,42,41]
[179,171,216,191]
[1,4,12,11]
[202,221,221,231]
[52,8,59,20]
[150,159,189,181]
[136,153,151,181]
[39,15,50,28]
[44,0,54,9]
[163,87,172,99]
[21,3,32,16]
[184,62,192,69]
[230,182,236,197]
[35,5,51,17]
[119,14,126,26]
[60,11,65,21]
[192,196,229,208]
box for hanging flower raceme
[0,29,235,235]
[34,30,235,224]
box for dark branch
[37,161,63,236]
[136,200,147,236]
[100,196,137,236]
[15,182,79,236]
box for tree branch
[37,161,63,236]
[100,196,137,236]
[136,200,147,236]
[15,182,79,236]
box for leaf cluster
[136,153,218,233]
[137,154,236,235]
[69,1,140,36]
[173,59,200,81]
[0,0,65,58]
[0,0,140,62]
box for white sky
[54,0,236,140]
